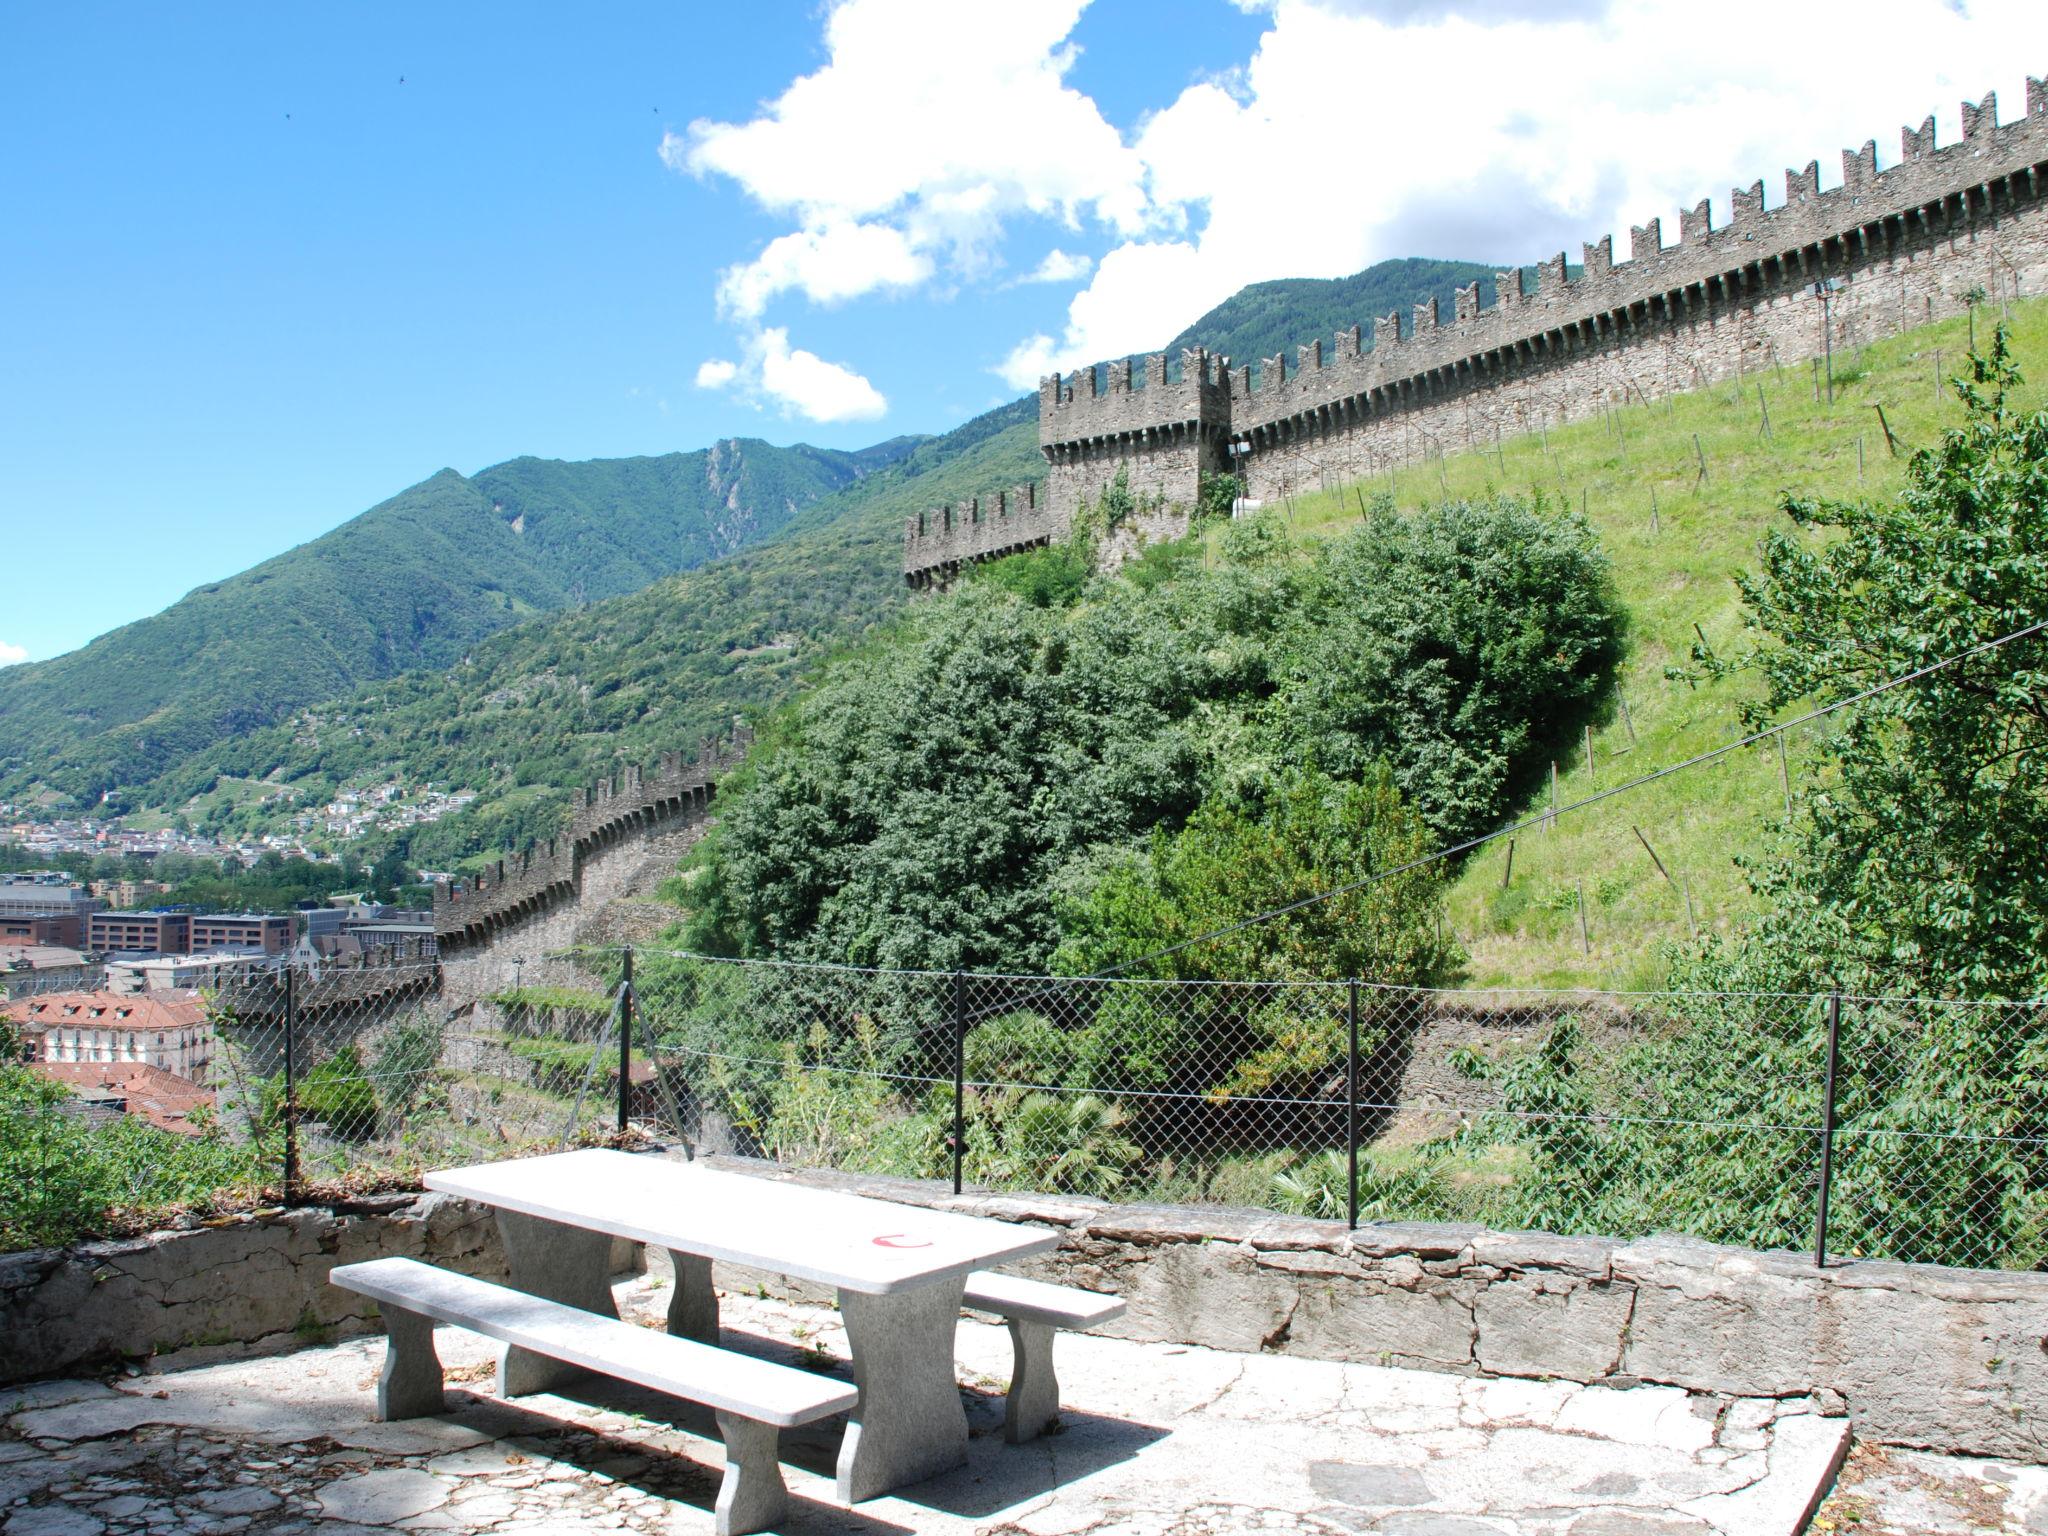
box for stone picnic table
[423,1147,1060,1502]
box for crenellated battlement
[1037,346,1235,448]
[902,482,1058,589]
[432,727,753,951]
[902,78,2048,586]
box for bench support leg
[836,1277,967,1503]
[712,1411,786,1536]
[666,1250,720,1344]
[1003,1317,1060,1444]
[496,1210,617,1398]
[376,1305,445,1421]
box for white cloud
[694,358,739,389]
[0,641,25,667]
[673,0,2046,401]
[1018,248,1094,285]
[1010,0,2048,383]
[718,221,934,321]
[668,0,1148,313]
[752,328,889,423]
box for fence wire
[4,944,2046,1271]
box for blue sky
[3,0,2042,664]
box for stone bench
[963,1271,1126,1443]
[331,1257,855,1536]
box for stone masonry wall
[432,731,745,959]
[711,1159,2048,1464]
[0,1193,505,1383]
[13,1160,2048,1462]
[904,80,2048,581]
[901,483,1059,589]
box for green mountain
[0,437,916,804]
[152,399,1046,863]
[1166,257,1507,373]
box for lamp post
[1227,438,1253,516]
[1812,278,1840,406]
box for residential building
[8,989,213,1081]
[90,878,169,909]
[0,944,95,1000]
[186,913,293,955]
[87,910,192,955]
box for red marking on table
[872,1233,934,1249]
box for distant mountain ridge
[0,436,916,803]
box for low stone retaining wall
[7,1157,2044,1464]
[711,1158,2048,1464]
[0,1193,504,1383]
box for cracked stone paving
[3,1271,2036,1535]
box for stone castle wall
[431,729,748,957]
[904,80,2048,584]
[900,482,1058,589]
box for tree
[1472,331,2048,1268]
[1691,325,2048,999]
[1050,766,1457,1116]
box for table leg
[666,1250,720,1344]
[375,1304,446,1420]
[495,1210,616,1397]
[835,1278,967,1504]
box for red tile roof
[30,1061,216,1136]
[4,989,207,1033]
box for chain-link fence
[5,943,2046,1272]
[0,952,634,1250]
[625,950,2048,1273]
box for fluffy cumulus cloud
[0,641,25,667]
[1018,248,1094,285]
[694,330,889,423]
[1004,0,2048,388]
[677,0,2048,397]
[716,222,934,321]
[669,0,1145,291]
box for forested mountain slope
[0,436,915,805]
[151,401,1047,864]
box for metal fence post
[618,946,635,1135]
[952,970,967,1196]
[1346,979,1361,1231]
[1814,991,1842,1267]
[283,962,300,1206]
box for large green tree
[1694,325,2048,999]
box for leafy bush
[299,1047,381,1140]
[688,497,1620,976]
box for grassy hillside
[0,436,914,807]
[1261,298,2048,988]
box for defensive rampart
[900,482,1057,589]
[904,80,2048,584]
[431,730,749,956]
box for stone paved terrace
[8,1265,2028,1536]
